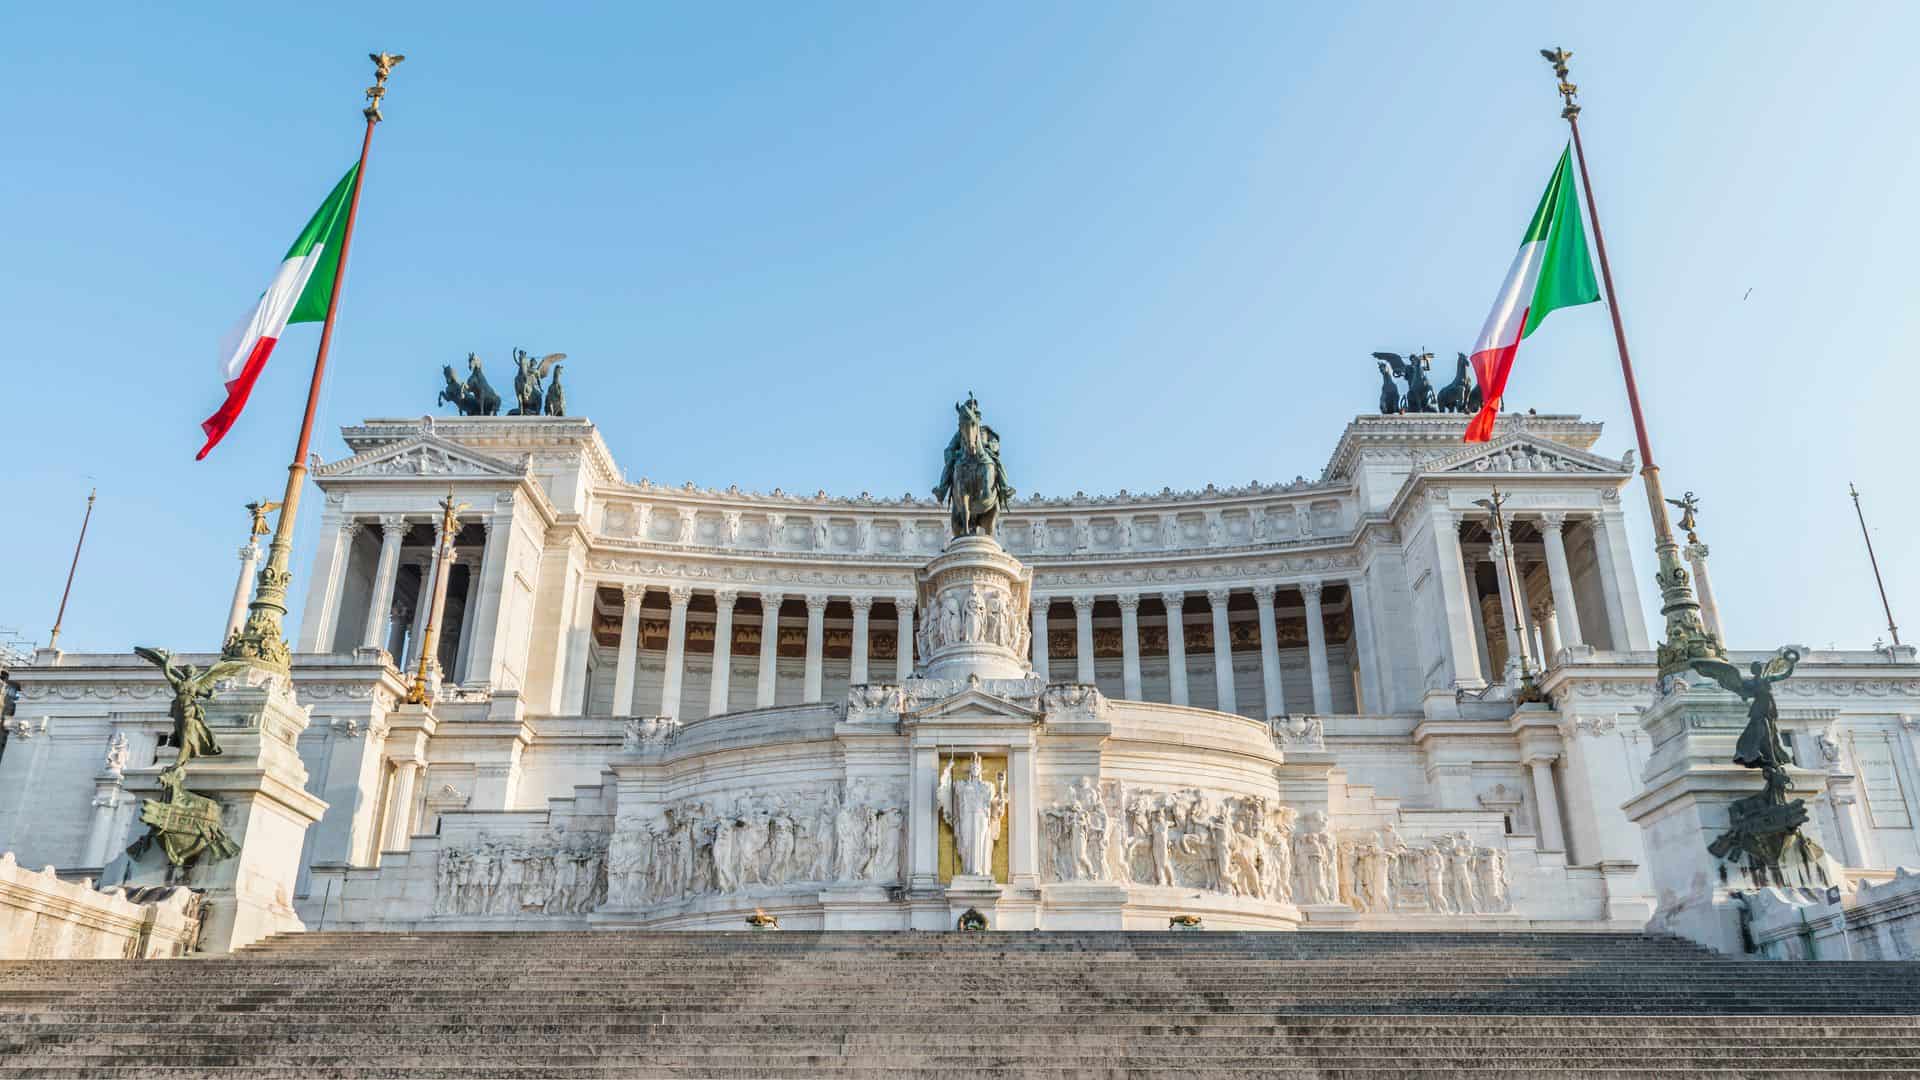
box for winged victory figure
[508,348,567,416]
[134,646,249,771]
[1372,351,1437,413]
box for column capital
[667,584,694,607]
[622,583,648,603]
[848,595,875,613]
[1115,592,1141,612]
[893,593,915,613]
[714,588,740,608]
[1530,599,1555,620]
[1070,594,1096,614]
[1525,752,1561,768]
[759,590,786,609]
[239,542,260,562]
[1298,581,1324,603]
[378,513,409,532]
[1250,583,1277,605]
[804,593,830,613]
[1537,511,1569,532]
[1205,587,1232,606]
[1684,541,1710,560]
[1160,591,1186,610]
[341,520,364,539]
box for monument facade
[3,405,1918,941]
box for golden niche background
[936,752,1010,884]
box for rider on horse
[934,393,1016,537]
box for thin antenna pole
[47,489,97,651]
[1849,483,1901,647]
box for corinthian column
[613,585,644,716]
[226,540,263,645]
[361,515,407,651]
[1685,542,1724,644]
[660,586,693,719]
[802,594,828,702]
[1252,584,1284,716]
[1207,588,1236,715]
[1536,513,1586,649]
[1030,597,1050,682]
[756,592,784,708]
[1300,581,1332,714]
[1072,595,1096,684]
[1117,593,1142,700]
[894,596,915,682]
[1162,592,1189,706]
[848,595,872,685]
[708,589,738,716]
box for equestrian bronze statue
[933,394,1015,539]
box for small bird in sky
[1743,288,1753,301]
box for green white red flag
[1464,145,1600,442]
[198,164,361,459]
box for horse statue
[1376,362,1401,414]
[1436,352,1482,414]
[450,354,501,416]
[933,394,1014,539]
[543,364,567,417]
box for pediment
[1423,434,1628,478]
[314,434,527,480]
[905,686,1042,724]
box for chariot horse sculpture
[934,394,1014,539]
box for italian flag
[1463,145,1601,442]
[198,164,361,459]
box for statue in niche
[439,354,503,416]
[933,393,1015,538]
[936,752,1008,877]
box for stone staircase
[3,930,1919,1077]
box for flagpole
[1849,483,1901,648]
[47,489,97,652]
[1541,48,1723,676]
[225,53,402,669]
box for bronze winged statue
[1690,647,1812,868]
[1373,351,1437,413]
[509,348,566,416]
[134,647,248,771]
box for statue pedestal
[1622,677,1840,956]
[1040,881,1129,930]
[945,874,1006,931]
[119,667,327,954]
[915,535,1033,682]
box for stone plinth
[1622,677,1840,956]
[914,535,1032,682]
[118,667,328,953]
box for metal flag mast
[1848,483,1901,648]
[47,489,97,651]
[224,53,403,670]
[405,489,469,705]
[1540,48,1723,677]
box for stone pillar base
[1622,677,1842,955]
[118,667,327,954]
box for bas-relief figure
[933,394,1015,538]
[1039,780,1511,914]
[601,781,906,910]
[937,753,1008,877]
[433,831,608,916]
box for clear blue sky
[3,3,1913,657]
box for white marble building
[3,410,1918,936]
